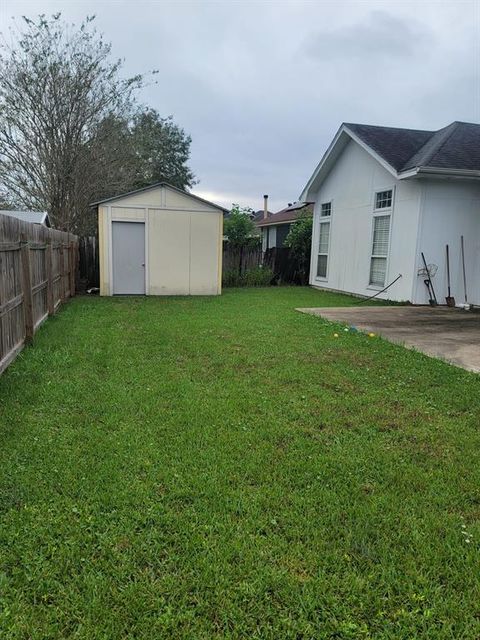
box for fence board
[222,243,263,274]
[222,242,310,286]
[78,236,99,290]
[0,214,78,376]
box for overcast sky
[1,0,479,211]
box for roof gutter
[399,167,480,180]
[257,219,298,228]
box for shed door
[112,222,145,294]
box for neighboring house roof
[91,182,229,213]
[252,209,274,222]
[0,210,51,227]
[301,121,480,200]
[256,202,313,227]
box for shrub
[223,269,243,287]
[223,205,260,276]
[243,266,273,287]
[223,266,273,288]
[284,211,313,284]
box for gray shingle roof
[404,122,480,171]
[252,209,273,222]
[344,121,480,172]
[256,202,313,227]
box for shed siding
[190,213,221,294]
[148,210,191,295]
[111,206,145,221]
[309,140,422,302]
[109,188,165,208]
[166,189,216,212]
[99,206,109,296]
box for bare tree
[0,14,146,232]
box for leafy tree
[0,14,148,232]
[0,189,13,210]
[223,204,259,275]
[0,14,195,234]
[130,109,195,190]
[284,209,313,284]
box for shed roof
[0,210,51,227]
[91,182,229,213]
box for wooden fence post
[69,241,76,297]
[60,243,66,303]
[46,239,54,315]
[20,233,34,343]
[74,241,80,293]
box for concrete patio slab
[296,306,480,373]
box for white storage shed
[95,183,225,296]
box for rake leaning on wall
[0,213,78,376]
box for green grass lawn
[1,287,480,639]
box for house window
[317,222,330,278]
[320,202,331,217]
[369,215,390,287]
[317,202,331,278]
[375,189,393,210]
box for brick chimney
[263,194,268,219]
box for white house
[301,121,480,305]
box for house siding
[414,180,480,305]
[261,224,291,250]
[309,140,422,302]
[276,224,291,247]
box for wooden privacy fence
[0,214,78,376]
[222,242,310,284]
[78,235,99,290]
[264,247,311,285]
[223,242,263,273]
